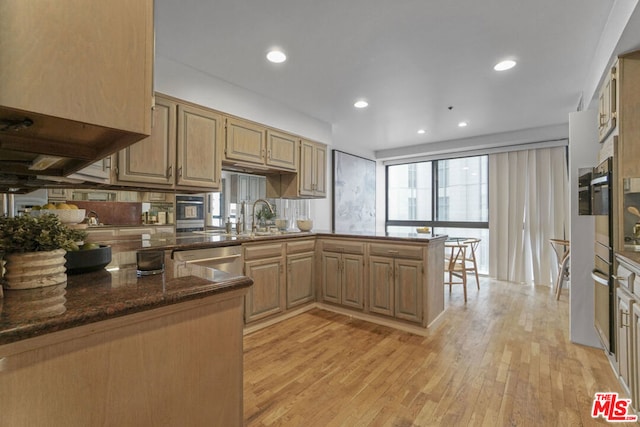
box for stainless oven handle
[184,254,242,264]
[591,270,609,286]
[176,200,204,204]
[591,175,609,186]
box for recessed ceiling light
[266,49,287,63]
[354,100,369,108]
[458,121,468,128]
[417,129,426,134]
[494,60,516,71]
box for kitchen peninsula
[0,230,445,426]
[0,256,252,426]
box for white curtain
[489,146,569,285]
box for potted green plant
[0,214,87,290]
[255,204,277,230]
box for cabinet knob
[167,165,173,178]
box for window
[386,155,489,273]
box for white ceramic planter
[3,249,67,290]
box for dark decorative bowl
[64,245,112,275]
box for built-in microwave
[591,158,612,216]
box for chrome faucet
[252,199,274,233]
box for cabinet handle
[268,149,272,159]
[388,250,399,255]
[599,113,606,126]
[167,165,172,178]
[104,157,111,170]
[621,310,630,328]
[178,166,183,177]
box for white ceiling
[155,0,631,155]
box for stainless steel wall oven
[175,194,205,232]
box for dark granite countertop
[0,252,252,346]
[0,230,444,346]
[94,230,447,254]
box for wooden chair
[549,238,570,300]
[462,238,481,290]
[444,241,469,302]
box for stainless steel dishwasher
[172,245,243,275]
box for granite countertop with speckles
[0,230,445,346]
[0,251,252,346]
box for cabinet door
[177,104,223,189]
[286,252,315,308]
[313,143,327,197]
[116,97,176,186]
[342,254,364,309]
[617,287,634,393]
[69,158,112,184]
[245,258,284,323]
[395,259,423,323]
[0,0,153,135]
[633,304,640,406]
[225,117,266,165]
[266,130,298,171]
[598,65,617,142]
[299,140,316,196]
[369,256,394,316]
[321,252,341,304]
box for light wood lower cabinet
[243,242,285,323]
[320,249,365,310]
[369,256,423,323]
[617,285,635,400]
[286,239,316,309]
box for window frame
[385,156,489,232]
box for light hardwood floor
[244,278,636,426]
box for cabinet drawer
[321,239,364,255]
[369,243,423,259]
[616,261,635,292]
[244,242,284,260]
[287,239,315,254]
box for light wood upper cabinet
[224,117,300,173]
[615,51,640,179]
[68,158,112,185]
[224,117,266,165]
[177,104,224,189]
[0,0,154,176]
[116,97,176,187]
[266,139,328,199]
[266,130,298,171]
[114,95,222,191]
[300,140,327,197]
[598,65,617,143]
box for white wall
[568,109,601,348]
